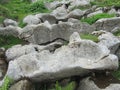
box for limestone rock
[4,32,118,83]
[3,19,18,27]
[9,80,34,90]
[67,9,85,19]
[87,10,103,17]
[0,26,22,37]
[45,1,63,10]
[6,42,62,61]
[78,76,120,90]
[20,21,95,44]
[51,5,69,20]
[23,15,41,25]
[94,17,120,32]
[38,14,57,24]
[98,32,120,54]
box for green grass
[0,76,13,90]
[81,13,115,25]
[113,30,120,36]
[0,35,24,49]
[50,81,76,90]
[29,0,49,13]
[112,70,120,80]
[91,0,120,7]
[0,0,52,25]
[80,34,99,42]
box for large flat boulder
[2,32,118,84]
[20,21,95,44]
[6,42,62,61]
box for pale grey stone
[87,10,103,17]
[98,32,120,54]
[4,32,118,83]
[9,80,34,90]
[78,77,120,90]
[3,19,18,27]
[94,17,120,32]
[0,26,22,37]
[23,15,41,25]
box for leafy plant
[0,76,13,90]
[81,13,115,25]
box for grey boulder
[78,76,120,90]
[9,80,34,90]
[3,32,118,83]
[20,21,95,44]
[23,15,41,25]
[3,19,18,27]
[6,42,62,62]
[94,17,120,32]
[98,32,120,54]
[67,9,85,19]
[36,13,57,24]
[0,26,22,37]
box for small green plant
[81,13,115,25]
[55,81,62,90]
[19,20,27,28]
[50,81,75,90]
[0,76,13,90]
[112,71,120,79]
[113,30,120,36]
[80,34,99,42]
[29,0,49,13]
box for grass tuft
[80,34,99,42]
[0,76,13,90]
[81,13,115,25]
[0,35,24,49]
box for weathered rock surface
[3,19,18,27]
[98,32,120,54]
[67,9,85,19]
[0,26,22,37]
[51,5,69,20]
[6,42,62,61]
[36,13,57,24]
[20,21,95,44]
[45,1,66,10]
[3,32,118,84]
[9,80,34,90]
[94,17,120,32]
[78,76,120,90]
[87,10,103,17]
[23,15,41,25]
[69,0,91,10]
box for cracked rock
[1,32,118,84]
[94,17,120,32]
